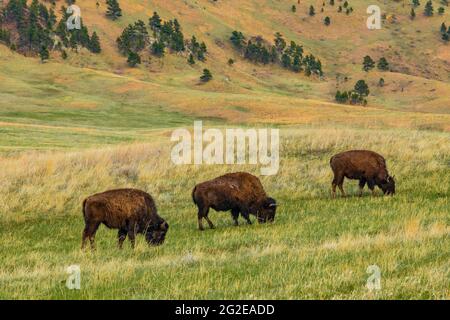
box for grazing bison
[330,150,395,197]
[81,189,169,250]
[192,172,277,230]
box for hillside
[1,0,450,142]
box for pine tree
[354,80,370,98]
[127,51,141,67]
[378,78,385,87]
[149,12,162,32]
[187,53,195,65]
[330,0,335,5]
[61,49,68,59]
[200,68,212,82]
[424,0,434,16]
[410,8,416,19]
[441,23,447,34]
[363,55,375,72]
[324,16,331,25]
[230,31,245,49]
[292,5,296,12]
[106,0,122,20]
[274,32,286,52]
[39,45,49,62]
[377,57,389,71]
[438,7,445,14]
[227,58,234,65]
[412,0,420,7]
[89,31,101,53]
[151,40,165,57]
[309,5,315,16]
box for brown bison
[330,150,395,197]
[81,189,169,250]
[192,172,277,230]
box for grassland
[0,0,449,299]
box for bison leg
[198,207,214,230]
[241,210,252,225]
[367,180,376,196]
[333,173,345,197]
[358,179,366,197]
[127,229,136,249]
[204,211,215,230]
[117,228,127,249]
[231,208,240,226]
[82,222,100,251]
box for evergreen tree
[149,11,162,32]
[424,0,434,16]
[281,53,291,68]
[412,0,420,7]
[363,55,375,72]
[377,57,389,71]
[61,49,68,59]
[187,53,195,65]
[441,22,447,33]
[200,68,212,82]
[292,55,302,72]
[89,31,101,53]
[127,51,141,67]
[39,45,49,62]
[274,32,286,52]
[410,8,416,19]
[227,58,234,65]
[330,0,335,5]
[230,31,245,49]
[438,7,445,14]
[354,80,370,98]
[292,5,296,12]
[309,5,315,16]
[106,0,122,20]
[378,78,385,87]
[151,40,165,57]
[324,16,331,25]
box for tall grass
[1,126,448,299]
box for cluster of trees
[116,12,207,67]
[0,0,101,61]
[411,0,447,18]
[105,0,122,20]
[335,80,370,106]
[230,31,323,76]
[440,22,450,41]
[363,56,390,72]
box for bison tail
[82,198,87,219]
[192,186,197,205]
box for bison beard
[330,150,396,197]
[81,189,169,250]
[192,172,277,230]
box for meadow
[0,0,449,299]
[1,125,449,299]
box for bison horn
[269,203,277,208]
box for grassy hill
[0,0,449,299]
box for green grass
[0,0,449,300]
[0,126,448,299]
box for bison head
[257,197,277,223]
[380,175,395,195]
[145,220,169,246]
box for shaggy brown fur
[192,172,277,230]
[81,189,168,250]
[330,150,395,197]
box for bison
[192,172,277,230]
[330,150,395,197]
[81,188,169,250]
